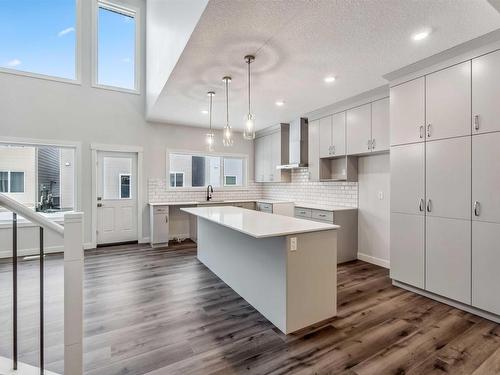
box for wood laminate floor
[0,242,499,374]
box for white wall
[0,0,254,247]
[357,154,390,267]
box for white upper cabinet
[390,143,425,215]
[332,112,346,156]
[390,77,425,146]
[270,130,282,182]
[346,103,371,155]
[371,97,389,152]
[425,137,471,220]
[472,133,500,223]
[254,136,265,182]
[426,61,471,140]
[308,119,320,181]
[472,50,500,134]
[319,116,333,158]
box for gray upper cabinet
[472,49,500,134]
[426,61,471,140]
[346,103,371,155]
[390,77,425,146]
[319,116,333,158]
[254,124,290,183]
[371,97,390,152]
[308,119,320,181]
[425,137,471,220]
[332,112,346,156]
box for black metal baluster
[40,227,44,375]
[12,213,17,371]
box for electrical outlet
[290,237,297,251]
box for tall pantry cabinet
[390,49,500,318]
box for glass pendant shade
[206,91,215,152]
[243,55,256,140]
[222,76,234,147]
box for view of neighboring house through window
[120,174,131,199]
[0,144,75,213]
[0,0,77,80]
[169,152,246,188]
[97,2,137,90]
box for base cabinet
[425,216,471,304]
[472,221,500,315]
[389,212,424,289]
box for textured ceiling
[148,0,500,130]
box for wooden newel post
[63,212,84,375]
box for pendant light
[206,91,215,152]
[222,76,234,147]
[243,55,256,140]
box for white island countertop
[181,206,339,239]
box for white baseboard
[140,236,150,244]
[357,252,390,269]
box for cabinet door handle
[319,214,326,217]
[165,216,168,223]
[371,139,376,150]
[332,145,336,155]
[427,124,432,138]
[419,198,424,212]
[426,199,432,213]
[367,139,371,150]
[474,201,480,216]
[474,115,480,131]
[418,125,424,139]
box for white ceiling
[147,0,500,131]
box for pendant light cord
[209,93,213,131]
[225,78,229,127]
[248,59,251,115]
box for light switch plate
[378,191,384,200]
[290,237,297,251]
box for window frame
[0,0,82,85]
[166,150,249,191]
[169,172,184,188]
[92,0,140,94]
[0,171,25,193]
[118,172,131,199]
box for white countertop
[181,206,339,238]
[294,202,357,212]
[149,199,293,206]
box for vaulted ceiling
[147,0,500,131]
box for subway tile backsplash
[149,168,358,207]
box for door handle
[367,139,371,150]
[419,198,424,212]
[97,203,103,208]
[165,215,169,223]
[473,201,480,217]
[426,199,432,213]
[427,124,432,138]
[419,125,424,139]
[474,115,480,131]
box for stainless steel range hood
[277,117,308,169]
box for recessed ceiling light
[201,110,208,114]
[275,100,285,106]
[324,76,336,83]
[412,28,431,41]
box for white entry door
[96,151,138,245]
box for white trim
[357,252,390,269]
[92,0,141,94]
[393,280,500,324]
[0,0,82,85]
[91,144,143,248]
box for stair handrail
[0,193,64,236]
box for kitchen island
[181,206,339,334]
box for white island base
[183,206,338,334]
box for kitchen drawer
[294,207,312,218]
[311,209,334,223]
[153,206,169,214]
[257,202,273,213]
